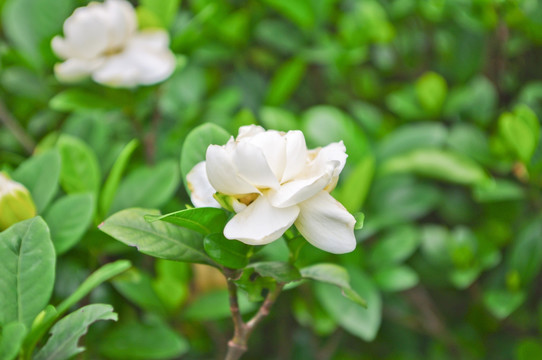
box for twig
[223,268,284,360]
[0,99,35,154]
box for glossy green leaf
[0,217,55,328]
[34,304,117,360]
[0,322,26,360]
[12,149,60,213]
[145,207,229,235]
[99,318,189,360]
[301,263,366,307]
[57,135,101,195]
[99,139,138,220]
[203,233,251,269]
[249,261,302,283]
[180,123,231,193]
[110,160,179,213]
[44,193,95,254]
[315,267,381,341]
[100,208,214,265]
[265,57,307,106]
[380,149,488,186]
[373,265,419,292]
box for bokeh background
[1,0,542,359]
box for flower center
[238,193,259,206]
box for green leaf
[315,267,381,341]
[44,193,95,255]
[183,290,257,321]
[99,318,189,360]
[262,0,314,29]
[369,226,420,267]
[57,135,101,195]
[259,107,298,132]
[373,265,419,292]
[415,71,447,114]
[508,217,542,286]
[145,207,229,235]
[516,339,542,360]
[12,149,60,213]
[376,123,447,161]
[180,123,230,194]
[110,160,179,213]
[2,0,72,70]
[140,0,181,28]
[34,304,117,360]
[354,212,365,230]
[0,217,55,328]
[473,180,524,203]
[483,289,526,320]
[0,322,26,360]
[335,154,375,212]
[111,268,167,315]
[204,233,251,269]
[249,261,302,283]
[380,149,488,186]
[265,57,307,106]
[301,264,367,307]
[499,105,540,163]
[99,139,138,220]
[49,89,126,112]
[152,260,189,311]
[99,208,214,265]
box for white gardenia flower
[51,0,175,88]
[186,125,357,254]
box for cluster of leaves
[1,0,542,359]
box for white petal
[54,58,103,82]
[61,3,110,59]
[103,0,137,49]
[186,161,220,208]
[224,195,299,245]
[236,125,265,140]
[310,141,348,192]
[205,145,259,195]
[281,130,308,183]
[294,191,356,254]
[268,164,334,208]
[233,141,279,189]
[245,130,286,180]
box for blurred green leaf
[262,0,314,29]
[57,135,101,196]
[0,217,54,329]
[473,180,524,203]
[145,207,229,235]
[110,160,179,214]
[265,57,307,106]
[516,339,542,360]
[377,123,447,161]
[99,208,214,265]
[44,193,95,254]
[140,0,181,28]
[12,149,60,213]
[34,304,117,360]
[301,263,366,307]
[203,233,251,269]
[152,260,189,311]
[369,226,420,267]
[373,265,419,292]
[508,217,542,286]
[99,139,138,220]
[183,290,256,321]
[380,149,488,186]
[50,89,127,112]
[335,154,375,212]
[99,317,189,360]
[111,268,167,315]
[315,267,381,341]
[498,105,540,164]
[259,107,298,131]
[415,72,447,115]
[249,261,302,283]
[0,322,26,360]
[483,289,525,320]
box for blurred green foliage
[1,0,542,359]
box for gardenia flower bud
[0,173,36,231]
[186,125,357,254]
[51,0,175,88]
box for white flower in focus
[51,0,175,88]
[186,125,357,254]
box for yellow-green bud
[0,172,37,231]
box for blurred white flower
[51,0,175,88]
[186,125,357,254]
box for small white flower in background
[51,0,175,88]
[187,125,357,254]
